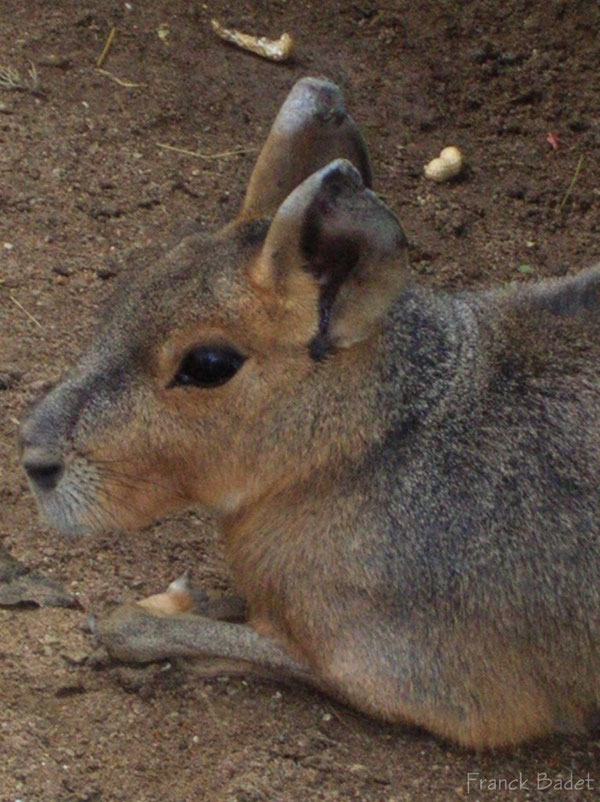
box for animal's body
[20,78,599,748]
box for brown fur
[20,78,600,748]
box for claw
[167,572,190,594]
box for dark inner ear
[300,180,362,361]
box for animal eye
[171,346,246,388]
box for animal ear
[240,77,372,220]
[253,159,408,356]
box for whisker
[95,479,165,524]
[59,471,145,530]
[100,466,189,500]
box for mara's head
[19,77,408,535]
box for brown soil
[1,1,599,800]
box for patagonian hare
[20,78,600,748]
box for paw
[89,575,200,663]
[88,576,246,664]
[89,575,213,663]
[92,602,166,664]
[90,574,196,663]
[135,573,199,615]
[130,574,246,620]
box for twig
[156,142,257,160]
[211,18,294,63]
[96,68,144,88]
[97,26,116,68]
[559,154,584,213]
[9,294,43,329]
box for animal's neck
[216,289,485,524]
[377,287,485,438]
[217,290,486,608]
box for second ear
[240,77,372,220]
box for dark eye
[170,346,246,388]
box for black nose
[23,456,64,491]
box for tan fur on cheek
[83,409,196,529]
[93,451,187,530]
[86,389,255,526]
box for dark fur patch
[301,181,362,361]
[238,218,271,248]
[308,332,332,361]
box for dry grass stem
[28,61,39,92]
[96,68,144,88]
[559,155,584,213]
[97,26,117,68]
[0,66,26,91]
[157,142,257,160]
[0,63,41,94]
[9,294,43,329]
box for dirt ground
[1,1,599,800]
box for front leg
[94,579,318,689]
